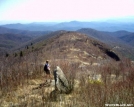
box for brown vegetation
[0,31,133,106]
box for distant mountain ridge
[119,33,134,46]
[1,21,134,32]
[0,25,134,60]
[0,27,51,53]
[77,28,126,45]
[0,26,51,36]
[77,28,134,60]
[77,28,134,46]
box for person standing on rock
[44,60,51,82]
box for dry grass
[1,55,134,107]
[0,32,134,106]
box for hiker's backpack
[44,64,48,71]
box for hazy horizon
[0,16,134,25]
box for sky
[0,0,134,22]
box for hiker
[44,60,51,82]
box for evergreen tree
[20,51,23,57]
[5,53,9,57]
[26,45,29,49]
[14,53,18,57]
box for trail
[0,73,80,107]
[0,77,56,106]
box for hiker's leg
[47,70,51,82]
[45,74,51,82]
[47,74,49,81]
[45,74,48,82]
[48,74,52,82]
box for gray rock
[53,66,70,93]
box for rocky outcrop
[92,42,120,61]
[53,66,70,93]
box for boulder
[53,66,70,93]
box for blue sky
[0,0,134,22]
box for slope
[27,31,121,63]
[1,31,134,107]
[77,28,134,60]
[119,33,134,46]
[77,28,127,45]
[0,27,51,54]
[0,33,33,54]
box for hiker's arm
[48,65,50,70]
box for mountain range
[0,30,129,106]
[0,21,134,60]
[0,26,51,54]
[77,28,133,46]
[1,21,134,106]
[1,21,134,32]
[119,33,134,46]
